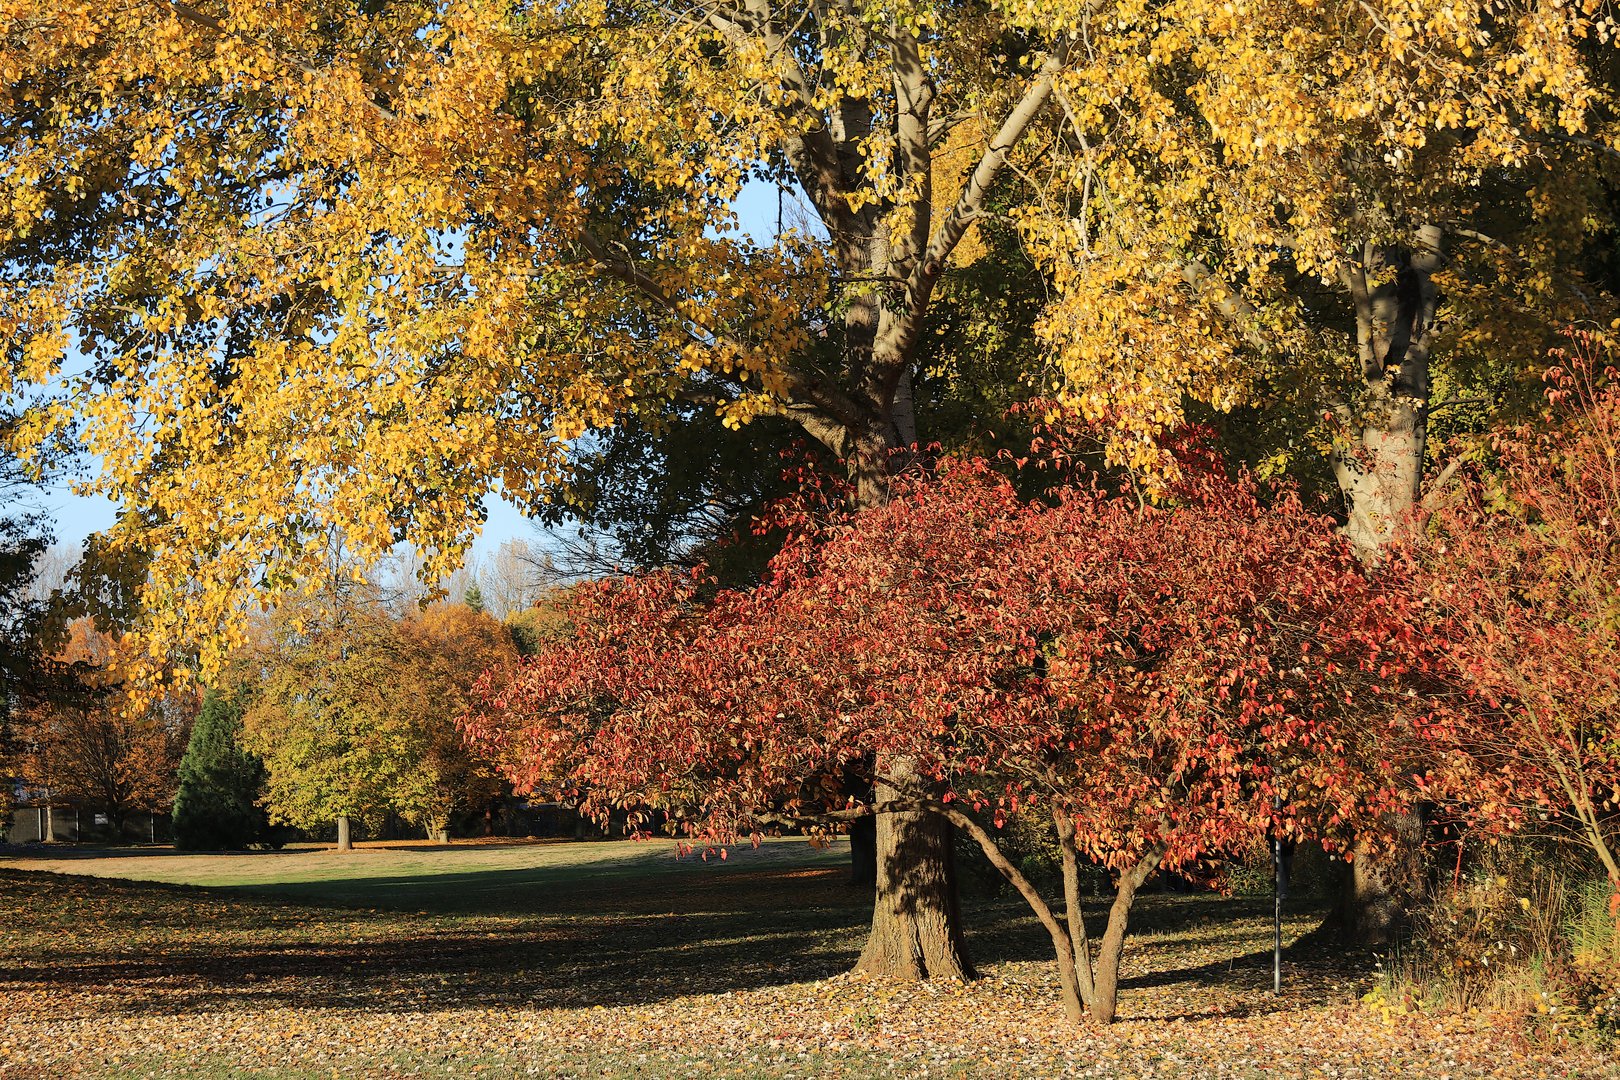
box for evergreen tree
[171,689,269,850]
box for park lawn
[0,839,1614,1079]
[0,835,843,909]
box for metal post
[1273,831,1283,993]
[1272,792,1285,994]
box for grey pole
[1272,793,1285,994]
[1273,831,1283,993]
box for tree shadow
[1,861,1352,1023]
[0,864,876,1017]
[0,843,312,861]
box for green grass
[2,835,844,909]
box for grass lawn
[1,838,1614,1078]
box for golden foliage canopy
[3,0,1618,663]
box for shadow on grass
[1,860,1345,1023]
[0,837,592,861]
[1,863,879,1017]
[0,843,315,861]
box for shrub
[1372,837,1620,1046]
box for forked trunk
[1055,809,1097,1009]
[854,757,972,981]
[1091,850,1163,1025]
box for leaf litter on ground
[0,840,1614,1078]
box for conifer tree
[172,689,269,851]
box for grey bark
[1327,225,1446,944]
[1090,848,1164,1025]
[1332,225,1444,559]
[853,759,972,982]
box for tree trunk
[854,757,972,981]
[843,418,971,981]
[1332,226,1441,559]
[1327,226,1443,943]
[43,804,55,843]
[1091,850,1163,1025]
[335,814,352,852]
[1055,809,1097,1009]
[1331,809,1428,946]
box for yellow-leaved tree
[0,0,1089,978]
[3,0,1618,966]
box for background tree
[505,587,575,659]
[475,539,553,622]
[0,413,61,796]
[390,603,520,840]
[239,599,408,850]
[19,619,195,835]
[240,595,516,846]
[2,449,62,837]
[172,688,272,850]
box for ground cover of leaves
[1,839,1614,1078]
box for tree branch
[915,39,1069,286]
[165,0,402,124]
[1179,260,1268,353]
[577,227,868,434]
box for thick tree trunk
[43,803,55,843]
[842,417,972,981]
[854,757,972,981]
[335,814,352,852]
[1331,809,1428,946]
[1327,225,1443,944]
[1332,225,1441,560]
[1091,850,1163,1025]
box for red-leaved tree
[1414,334,1620,896]
[465,457,1423,1024]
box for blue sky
[36,179,804,565]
